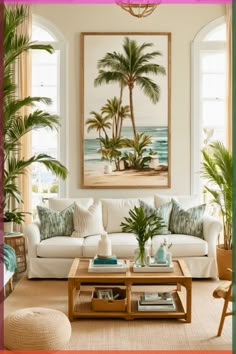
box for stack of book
[137,291,176,312]
[88,256,127,273]
[93,255,118,265]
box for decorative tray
[88,259,127,273]
[133,263,174,273]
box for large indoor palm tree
[94,37,166,138]
[4,5,68,221]
[201,140,232,280]
[201,141,232,250]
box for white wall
[33,4,225,199]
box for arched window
[31,16,67,214]
[191,17,226,196]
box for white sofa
[25,195,222,279]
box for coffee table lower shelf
[71,289,186,320]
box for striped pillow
[72,202,104,238]
[169,199,206,238]
[37,204,74,240]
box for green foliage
[201,141,232,250]
[101,97,130,139]
[121,133,153,170]
[86,111,111,138]
[42,188,48,193]
[94,37,166,138]
[120,206,165,248]
[32,184,39,193]
[4,209,30,224]
[98,136,124,170]
[3,5,68,220]
[50,184,58,193]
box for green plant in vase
[121,206,165,266]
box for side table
[4,233,27,273]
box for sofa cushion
[72,202,104,238]
[37,205,74,240]
[37,236,84,258]
[101,197,154,233]
[48,198,93,212]
[151,234,208,257]
[139,200,172,235]
[169,199,206,238]
[82,233,148,258]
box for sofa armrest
[24,221,41,258]
[203,215,222,258]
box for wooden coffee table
[68,258,192,322]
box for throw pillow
[139,200,172,235]
[169,199,206,238]
[72,202,104,238]
[37,204,74,241]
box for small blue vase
[155,245,167,264]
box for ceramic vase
[4,222,13,233]
[98,232,112,257]
[104,164,112,174]
[155,245,167,264]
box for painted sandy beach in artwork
[82,33,171,188]
[84,125,169,187]
[84,164,168,187]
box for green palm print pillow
[37,204,74,240]
[169,199,206,238]
[139,200,173,235]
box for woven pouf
[4,307,71,350]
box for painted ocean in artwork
[84,126,168,167]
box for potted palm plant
[4,210,30,233]
[120,206,165,266]
[3,5,68,227]
[201,141,232,280]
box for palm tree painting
[81,32,171,188]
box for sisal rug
[4,277,232,350]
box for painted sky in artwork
[83,34,169,138]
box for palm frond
[136,77,160,104]
[201,140,232,249]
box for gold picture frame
[81,32,171,188]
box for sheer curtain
[226,4,232,151]
[17,5,32,227]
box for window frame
[32,15,68,197]
[191,16,226,196]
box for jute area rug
[4,277,232,350]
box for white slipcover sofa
[25,195,222,279]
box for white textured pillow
[72,202,104,238]
[154,194,201,209]
[49,198,93,212]
[155,194,178,208]
[101,197,154,233]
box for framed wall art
[81,32,171,188]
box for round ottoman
[4,307,72,350]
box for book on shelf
[93,255,117,265]
[137,299,176,312]
[139,291,174,305]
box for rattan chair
[212,269,232,336]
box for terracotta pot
[216,245,232,280]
